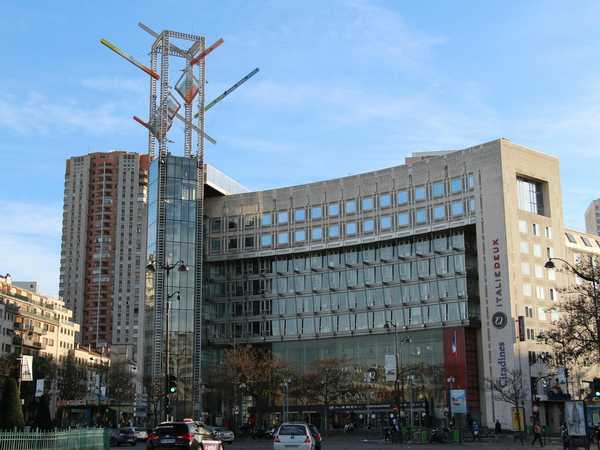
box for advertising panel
[565,401,587,436]
[21,355,33,382]
[450,389,467,414]
[384,354,397,382]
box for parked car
[308,424,322,450]
[110,427,137,447]
[273,423,316,450]
[147,422,204,449]
[207,426,235,444]
[134,427,149,441]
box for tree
[34,394,53,430]
[59,353,88,401]
[0,377,24,430]
[539,256,600,367]
[487,369,527,432]
[303,358,355,432]
[107,362,135,404]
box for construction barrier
[0,428,106,450]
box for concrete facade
[585,199,600,236]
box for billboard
[450,389,467,414]
[21,355,33,382]
[384,354,397,382]
[565,401,587,436]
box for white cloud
[0,201,61,296]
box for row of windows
[211,175,475,233]
[522,283,557,301]
[524,305,559,322]
[211,201,473,253]
[518,220,552,239]
[207,302,470,340]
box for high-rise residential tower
[59,151,149,353]
[585,199,600,235]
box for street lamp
[545,256,600,360]
[282,378,291,422]
[146,259,189,421]
[385,321,411,426]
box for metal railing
[0,428,107,450]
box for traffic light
[167,375,177,395]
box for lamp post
[385,321,411,426]
[545,256,600,360]
[282,378,291,422]
[146,259,189,421]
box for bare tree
[487,369,527,432]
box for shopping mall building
[145,137,597,430]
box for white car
[273,423,315,450]
[133,427,148,441]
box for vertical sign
[450,389,467,414]
[384,354,396,382]
[35,379,45,397]
[21,355,33,382]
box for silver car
[208,426,235,444]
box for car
[207,426,235,444]
[134,427,149,441]
[147,422,204,449]
[110,427,137,447]
[273,423,316,450]
[308,425,322,450]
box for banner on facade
[21,355,33,382]
[566,401,587,436]
[449,389,467,414]
[384,354,396,382]
[35,379,45,397]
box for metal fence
[0,428,107,450]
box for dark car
[309,424,322,450]
[147,422,203,449]
[110,427,137,447]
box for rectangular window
[415,208,427,224]
[544,226,552,239]
[433,204,446,220]
[311,206,322,220]
[517,177,545,215]
[398,212,410,227]
[533,244,542,257]
[328,202,339,217]
[363,218,375,233]
[468,197,476,212]
[277,232,289,245]
[522,283,532,296]
[520,242,529,254]
[536,286,545,300]
[468,173,475,189]
[244,215,256,228]
[345,199,357,214]
[450,178,463,194]
[380,215,392,230]
[294,208,306,222]
[328,224,340,238]
[432,181,445,198]
[228,217,239,231]
[565,233,577,243]
[211,218,222,233]
[451,200,464,217]
[534,265,544,278]
[362,197,374,211]
[311,227,323,241]
[379,193,391,208]
[228,237,238,250]
[532,223,540,236]
[211,239,221,253]
[261,212,272,227]
[277,211,289,224]
[260,234,272,247]
[519,220,528,234]
[397,190,409,205]
[294,229,305,242]
[244,236,255,248]
[521,262,530,276]
[345,222,357,236]
[414,186,427,202]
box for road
[115,436,565,450]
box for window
[328,224,340,238]
[536,286,545,299]
[523,283,532,297]
[277,211,289,224]
[433,204,446,220]
[525,306,533,318]
[415,208,427,224]
[362,197,374,211]
[328,202,339,217]
[397,190,409,205]
[450,178,463,194]
[363,218,375,233]
[260,234,272,247]
[294,208,306,222]
[582,236,593,247]
[380,215,392,230]
[228,217,239,231]
[521,262,530,276]
[261,212,272,227]
[546,247,554,259]
[468,197,476,212]
[532,223,540,236]
[311,206,322,220]
[467,173,475,189]
[451,200,464,217]
[517,177,545,215]
[548,268,556,281]
[565,233,577,243]
[244,215,256,228]
[520,242,529,254]
[277,232,289,245]
[311,227,323,241]
[432,181,445,198]
[519,220,528,234]
[379,193,391,208]
[228,237,238,250]
[211,239,221,253]
[294,229,305,242]
[544,226,552,239]
[345,199,357,214]
[345,222,357,236]
[398,212,410,227]
[244,236,255,248]
[211,218,222,233]
[549,288,556,301]
[414,186,427,202]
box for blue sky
[2,0,600,296]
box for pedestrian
[532,422,544,447]
[472,421,481,441]
[495,419,502,435]
[560,422,569,450]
